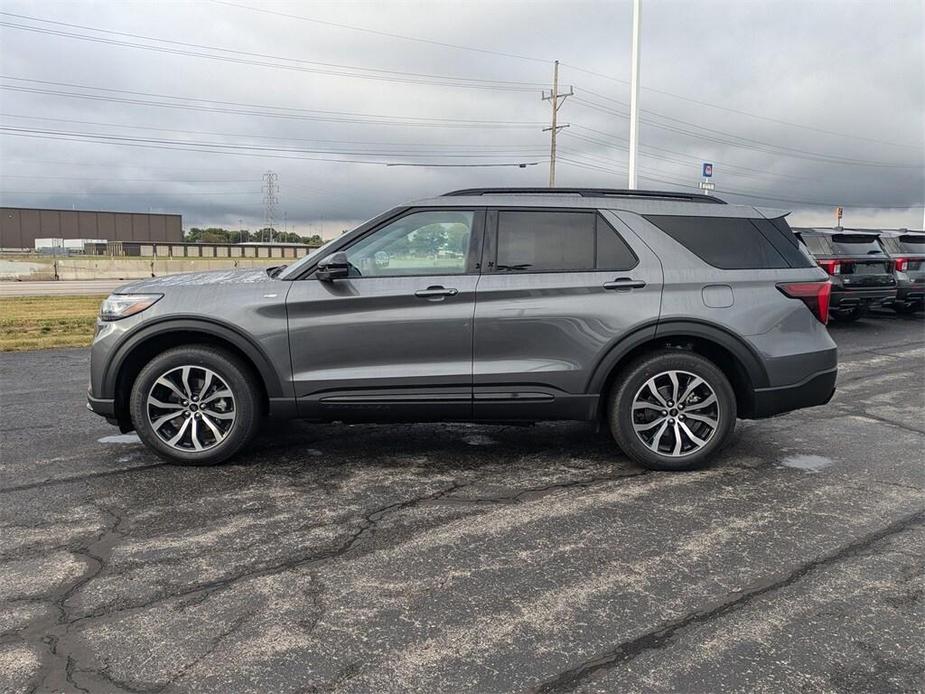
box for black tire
[830,305,865,321]
[892,302,922,315]
[129,345,261,465]
[608,350,736,471]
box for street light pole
[628,0,642,189]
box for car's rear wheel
[129,345,261,465]
[830,305,865,321]
[892,302,922,315]
[608,351,736,471]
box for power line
[0,124,541,159]
[207,0,552,66]
[563,128,818,182]
[187,2,919,149]
[0,174,256,182]
[560,64,917,150]
[0,190,261,196]
[0,77,545,129]
[556,156,923,209]
[0,126,543,167]
[0,13,545,92]
[568,96,921,168]
[0,112,546,153]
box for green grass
[0,295,105,351]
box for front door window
[343,210,474,277]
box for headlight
[99,294,162,321]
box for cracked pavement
[0,310,923,693]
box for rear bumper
[831,287,896,308]
[750,367,837,419]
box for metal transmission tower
[262,171,279,242]
[541,60,573,187]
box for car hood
[115,267,276,293]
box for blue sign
[702,163,714,178]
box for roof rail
[441,187,726,204]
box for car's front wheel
[129,345,261,465]
[608,351,736,471]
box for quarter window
[644,215,793,270]
[495,211,636,273]
[343,210,473,277]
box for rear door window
[643,215,792,269]
[495,210,637,272]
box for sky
[0,0,923,238]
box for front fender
[100,316,285,398]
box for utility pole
[628,0,642,189]
[262,171,278,243]
[541,60,573,187]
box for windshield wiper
[496,263,532,271]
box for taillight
[894,257,908,272]
[777,281,831,325]
[817,259,840,275]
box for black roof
[441,187,726,204]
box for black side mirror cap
[316,252,350,281]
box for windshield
[277,236,341,279]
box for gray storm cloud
[0,0,922,236]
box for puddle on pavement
[779,454,834,473]
[98,433,142,445]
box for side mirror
[316,252,349,281]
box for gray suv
[878,229,925,314]
[87,188,837,471]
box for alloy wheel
[146,365,236,452]
[631,369,720,457]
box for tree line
[184,227,324,246]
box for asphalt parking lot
[1,310,923,693]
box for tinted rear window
[799,234,832,257]
[899,235,925,254]
[643,215,812,269]
[830,234,885,257]
[495,211,637,272]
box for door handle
[414,286,459,299]
[603,278,646,291]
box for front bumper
[86,390,116,418]
[750,367,837,419]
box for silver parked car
[87,188,837,471]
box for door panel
[286,207,482,420]
[473,209,662,419]
[286,274,478,419]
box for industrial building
[0,207,183,250]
